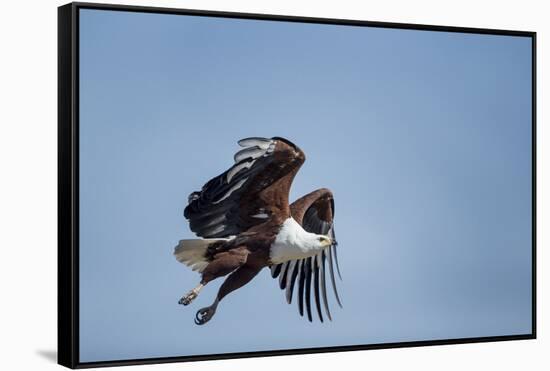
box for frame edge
[71,1,536,36]
[531,31,537,339]
[58,2,78,369]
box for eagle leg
[178,283,204,306]
[199,247,249,283]
[194,264,262,325]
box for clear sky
[78,8,533,363]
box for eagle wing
[271,189,342,322]
[184,137,305,238]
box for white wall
[0,0,546,370]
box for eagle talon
[179,284,204,306]
[194,306,216,325]
[179,290,198,306]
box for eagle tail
[174,238,225,273]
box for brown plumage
[174,137,342,325]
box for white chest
[269,218,321,264]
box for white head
[311,234,333,249]
[270,218,334,264]
[297,231,333,252]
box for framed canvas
[58,2,537,369]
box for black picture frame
[58,2,537,369]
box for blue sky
[78,8,532,362]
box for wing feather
[313,255,323,322]
[279,261,289,290]
[271,263,282,278]
[184,137,305,238]
[285,260,299,304]
[304,257,313,322]
[297,259,306,317]
[327,236,343,308]
[318,252,332,320]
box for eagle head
[315,235,333,249]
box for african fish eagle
[174,137,342,325]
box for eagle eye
[318,237,324,242]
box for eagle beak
[322,238,333,248]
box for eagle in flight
[174,137,342,325]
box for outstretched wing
[271,188,342,322]
[184,137,305,238]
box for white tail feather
[174,238,228,273]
